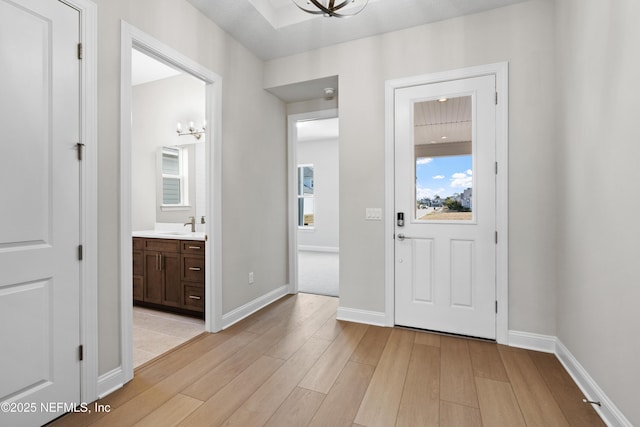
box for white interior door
[0,0,81,425]
[394,75,497,339]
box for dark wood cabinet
[133,237,205,317]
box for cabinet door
[133,249,144,301]
[162,252,182,308]
[144,251,162,304]
[133,251,144,301]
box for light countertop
[132,230,206,241]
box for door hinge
[495,301,498,313]
[77,142,85,161]
[495,91,498,105]
[495,161,498,175]
[495,231,498,244]
[78,244,83,261]
[77,42,83,60]
[79,345,84,361]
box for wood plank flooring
[50,293,604,427]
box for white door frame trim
[57,0,99,404]
[287,108,338,294]
[120,22,223,384]
[384,62,509,344]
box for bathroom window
[162,146,188,206]
[297,165,314,228]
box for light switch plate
[366,208,382,221]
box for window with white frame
[162,146,188,206]
[297,165,314,228]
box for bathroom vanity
[132,232,205,318]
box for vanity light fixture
[176,120,206,140]
[291,0,368,18]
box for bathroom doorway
[120,24,223,380]
[130,49,206,367]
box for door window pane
[414,96,473,221]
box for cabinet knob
[188,267,201,271]
[188,295,201,300]
[188,246,201,250]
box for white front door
[0,0,81,425]
[394,75,497,339]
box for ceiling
[131,49,182,86]
[414,96,471,145]
[186,0,528,61]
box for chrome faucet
[184,216,196,233]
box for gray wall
[297,138,339,250]
[131,74,203,230]
[96,0,287,374]
[555,0,640,423]
[265,0,559,335]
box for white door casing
[0,0,81,425]
[394,75,497,339]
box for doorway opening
[295,117,340,296]
[129,49,206,368]
[120,23,223,382]
[288,109,340,297]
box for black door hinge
[79,345,84,361]
[78,245,83,261]
[77,43,83,60]
[495,301,498,313]
[77,143,85,161]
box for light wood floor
[51,293,604,427]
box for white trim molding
[508,330,557,353]
[96,368,125,400]
[556,341,633,427]
[222,285,289,329]
[337,307,387,327]
[506,331,632,427]
[59,0,99,405]
[384,62,509,344]
[120,22,223,385]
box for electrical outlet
[249,272,254,284]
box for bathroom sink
[157,231,190,235]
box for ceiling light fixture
[292,0,369,18]
[176,120,206,141]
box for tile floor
[133,306,205,368]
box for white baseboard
[556,340,633,427]
[336,307,387,327]
[507,331,632,426]
[298,245,339,253]
[221,285,289,329]
[508,330,556,353]
[97,367,125,399]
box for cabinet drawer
[181,240,205,255]
[182,255,204,283]
[143,238,180,253]
[183,284,204,311]
[133,237,144,250]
